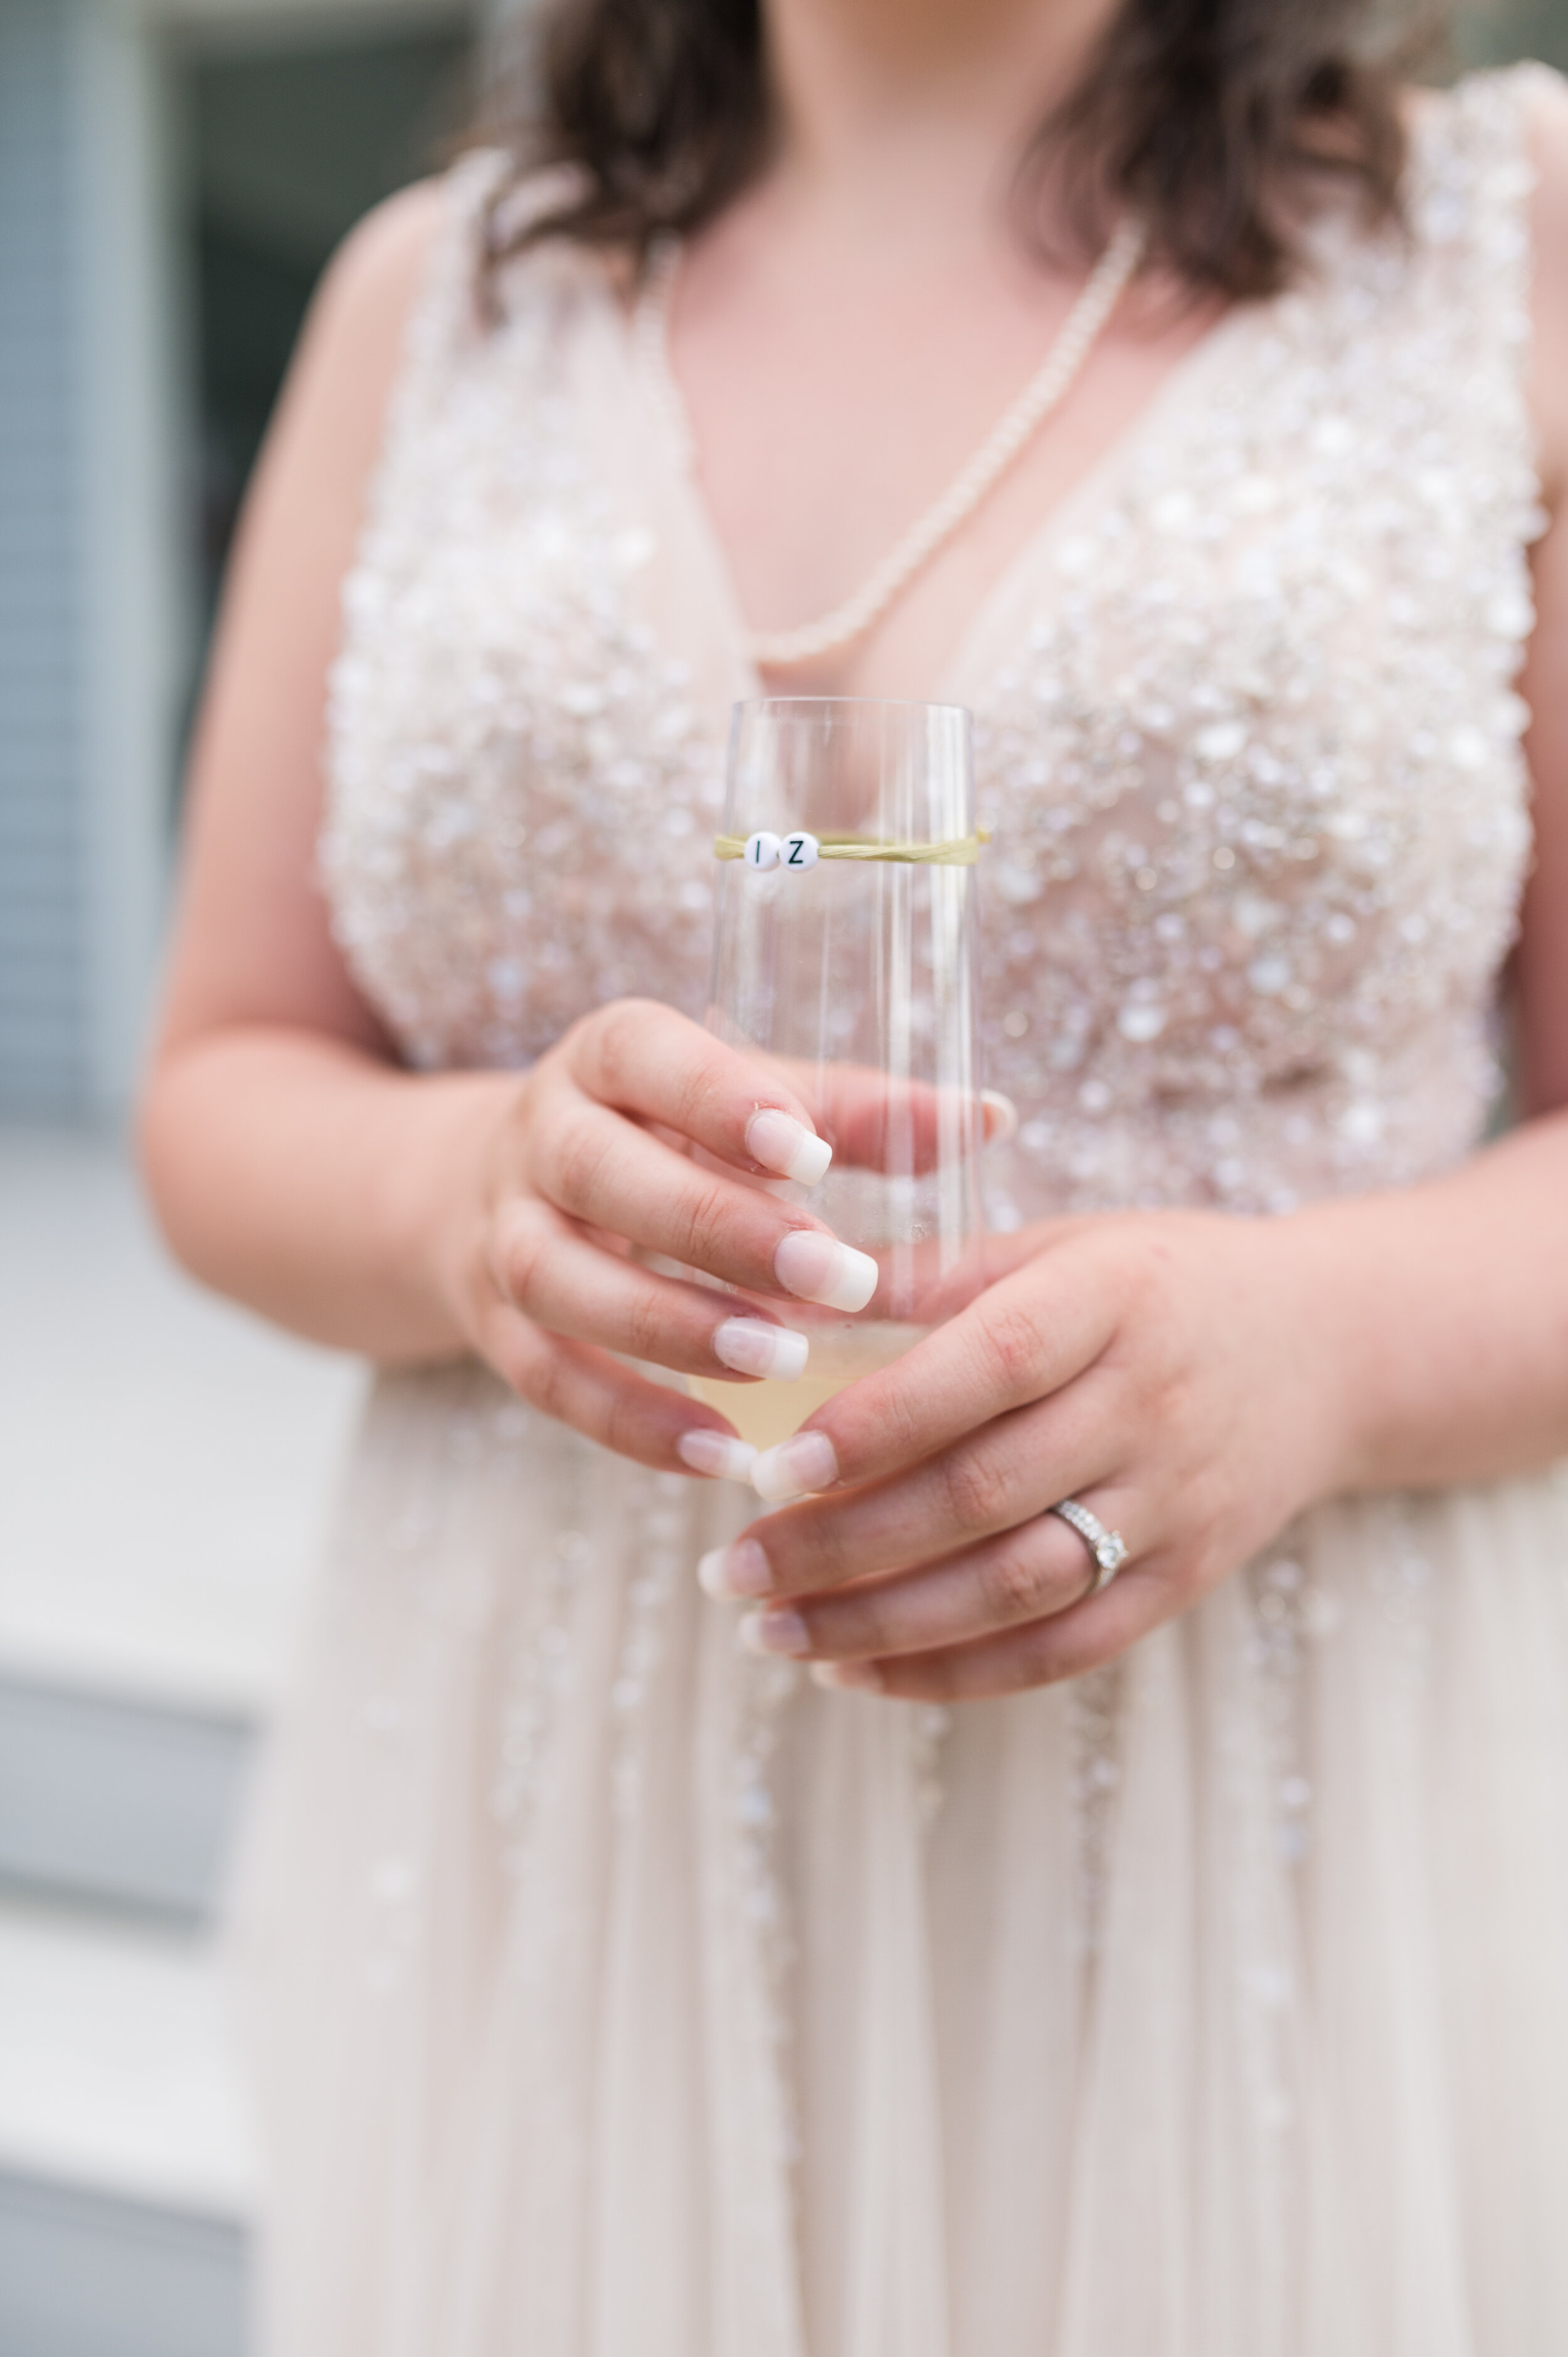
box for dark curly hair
[475,0,1440,301]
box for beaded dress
[240,68,1568,2357]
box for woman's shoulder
[282,177,452,474]
[310,174,451,348]
[1400,61,1562,198]
[1520,67,1568,504]
[246,169,492,609]
[1518,62,1568,264]
[1403,64,1568,512]
[243,177,450,548]
[303,156,600,378]
[1402,65,1568,503]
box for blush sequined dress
[238,68,1568,2357]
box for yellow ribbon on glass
[714,828,991,866]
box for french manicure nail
[746,1107,833,1185]
[811,1659,885,1693]
[712,1317,810,1381]
[773,1229,878,1313]
[982,1088,1020,1144]
[751,1429,839,1501]
[739,1605,811,1657]
[677,1430,758,1483]
[697,1538,773,1599]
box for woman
[142,0,1568,2346]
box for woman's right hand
[435,998,877,1479]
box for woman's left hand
[697,1210,1355,1699]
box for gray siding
[0,0,88,1113]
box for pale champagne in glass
[689,1321,929,1450]
[699,698,985,1442]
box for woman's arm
[139,192,879,1475]
[1299,66,1568,1493]
[1517,83,1568,1127]
[139,181,494,1359]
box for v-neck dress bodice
[242,68,1568,2357]
[325,77,1539,1223]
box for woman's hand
[435,998,882,1478]
[696,1209,1354,1697]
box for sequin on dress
[240,69,1568,2357]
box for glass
[689,696,985,1449]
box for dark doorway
[179,16,476,646]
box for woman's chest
[323,229,1539,1116]
[655,230,1228,705]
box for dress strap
[1399,67,1555,558]
[1407,66,1554,331]
[349,155,591,599]
[348,151,499,552]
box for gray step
[0,1127,363,1918]
[0,1132,361,2343]
[0,1130,361,2340]
[0,1674,254,1925]
[0,2175,248,2357]
[0,1900,254,2357]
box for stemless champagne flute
[689,696,986,1450]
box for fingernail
[751,1429,839,1501]
[747,1108,833,1185]
[982,1088,1019,1144]
[677,1430,758,1482]
[811,1659,884,1693]
[773,1230,878,1313]
[697,1538,773,1599]
[712,1317,810,1380]
[739,1605,811,1657]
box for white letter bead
[781,831,820,871]
[743,831,782,871]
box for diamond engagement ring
[1047,1499,1130,1594]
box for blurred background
[0,0,1561,2349]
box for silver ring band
[1047,1498,1130,1594]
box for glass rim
[733,694,972,724]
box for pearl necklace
[634,217,1147,671]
